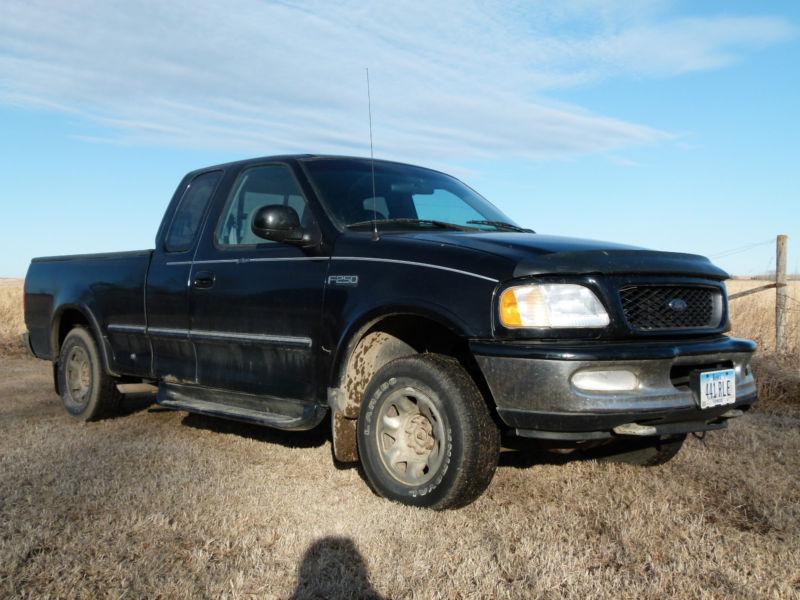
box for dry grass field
[726,279,800,356]
[1,279,798,598]
[0,279,24,357]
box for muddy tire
[586,434,687,466]
[57,326,122,421]
[357,354,500,509]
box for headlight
[499,284,610,328]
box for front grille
[619,285,723,331]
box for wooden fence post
[775,234,788,353]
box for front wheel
[357,354,500,510]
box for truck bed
[25,250,153,365]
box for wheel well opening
[335,314,487,418]
[330,314,498,463]
[367,314,466,356]
[55,309,92,356]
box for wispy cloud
[0,1,794,164]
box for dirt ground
[1,356,798,599]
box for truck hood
[408,232,729,280]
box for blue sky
[1,0,798,277]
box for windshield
[302,159,523,232]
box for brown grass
[0,279,25,356]
[727,280,800,412]
[726,280,800,356]
[1,279,798,598]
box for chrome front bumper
[472,337,757,439]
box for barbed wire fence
[709,238,775,262]
[722,235,796,353]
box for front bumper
[472,336,757,440]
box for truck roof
[186,154,442,177]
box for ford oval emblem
[668,298,688,312]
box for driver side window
[216,164,309,246]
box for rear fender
[51,303,118,377]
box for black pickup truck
[24,155,757,509]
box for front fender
[328,299,474,389]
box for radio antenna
[365,68,379,241]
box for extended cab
[24,155,757,509]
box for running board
[156,382,327,431]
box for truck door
[189,162,327,400]
[146,170,222,382]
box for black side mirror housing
[251,205,313,245]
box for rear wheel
[57,326,122,421]
[583,434,687,466]
[357,354,500,509]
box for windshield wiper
[466,220,533,233]
[347,218,473,231]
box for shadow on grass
[147,397,596,473]
[499,447,581,469]
[173,408,590,470]
[290,537,385,600]
[179,411,330,449]
[498,435,596,469]
[114,393,157,418]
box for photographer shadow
[289,537,386,600]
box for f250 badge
[327,275,359,287]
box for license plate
[698,369,736,409]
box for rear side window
[165,171,221,252]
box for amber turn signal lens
[499,288,523,327]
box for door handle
[192,271,215,289]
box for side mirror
[251,205,311,245]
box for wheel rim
[375,386,446,486]
[65,346,91,406]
